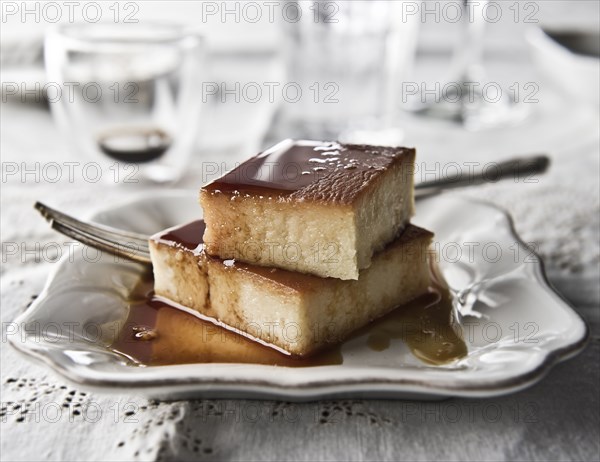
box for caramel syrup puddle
[110,270,467,367]
[363,289,467,365]
[111,279,342,367]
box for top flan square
[199,139,416,280]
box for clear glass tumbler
[45,23,204,184]
[281,1,419,141]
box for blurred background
[2,1,598,161]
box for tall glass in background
[281,1,419,142]
[45,24,204,184]
[407,0,526,130]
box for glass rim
[47,22,203,47]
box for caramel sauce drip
[202,139,411,196]
[156,220,206,250]
[363,289,467,365]
[111,279,342,367]
[111,275,467,367]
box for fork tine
[34,201,153,265]
[50,221,152,264]
[35,201,150,245]
[50,214,151,250]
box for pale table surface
[1,49,600,462]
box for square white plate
[9,191,588,400]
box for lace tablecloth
[1,62,599,461]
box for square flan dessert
[149,220,433,356]
[199,139,416,280]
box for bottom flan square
[149,221,433,357]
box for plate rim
[10,192,590,399]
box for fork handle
[415,155,550,198]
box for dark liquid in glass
[98,128,171,163]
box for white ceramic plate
[10,191,588,400]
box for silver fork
[34,202,152,264]
[34,155,549,265]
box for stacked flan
[149,139,433,356]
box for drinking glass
[45,23,204,184]
[280,1,419,141]
[408,0,526,130]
